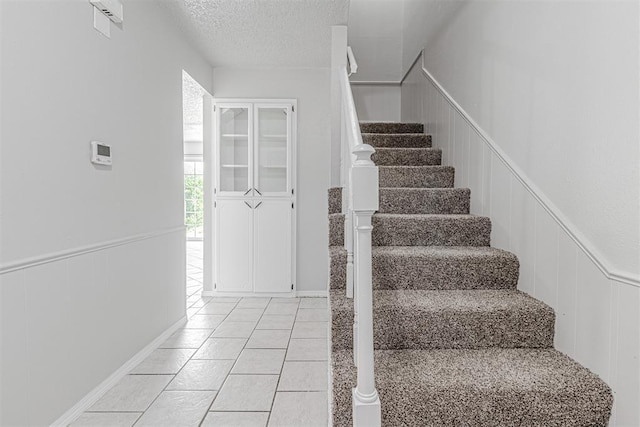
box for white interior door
[215,199,253,292]
[253,199,292,293]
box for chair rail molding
[0,226,186,275]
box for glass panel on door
[256,107,288,194]
[219,107,250,193]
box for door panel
[215,199,253,292]
[218,106,251,194]
[254,105,290,195]
[253,200,292,293]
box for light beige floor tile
[291,322,328,339]
[277,361,328,391]
[193,338,247,360]
[269,298,300,305]
[296,308,329,322]
[198,302,237,315]
[159,329,213,349]
[246,329,291,349]
[202,412,269,427]
[299,298,328,309]
[166,359,234,390]
[211,321,257,338]
[130,348,195,374]
[135,391,216,427]
[264,304,299,316]
[186,307,201,318]
[184,314,226,329]
[70,412,141,427]
[225,308,265,322]
[268,392,328,427]
[256,315,296,330]
[187,299,207,309]
[286,339,328,361]
[236,298,271,309]
[89,375,173,412]
[209,297,242,303]
[231,349,286,374]
[210,375,278,412]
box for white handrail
[337,60,381,426]
[347,46,358,76]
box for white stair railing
[337,44,381,426]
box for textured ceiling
[161,0,349,68]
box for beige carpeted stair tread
[330,289,555,350]
[332,348,612,427]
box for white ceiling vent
[90,0,123,24]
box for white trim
[52,316,187,427]
[296,290,329,298]
[0,226,185,275]
[205,291,327,298]
[349,81,401,86]
[203,290,297,298]
[415,50,639,288]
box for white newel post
[350,144,381,427]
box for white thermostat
[91,141,112,165]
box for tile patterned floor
[70,241,330,427]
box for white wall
[402,0,639,280]
[347,0,404,122]
[0,1,213,425]
[351,84,401,122]
[347,0,404,82]
[400,1,639,423]
[212,68,331,294]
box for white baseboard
[203,290,326,298]
[204,289,328,298]
[296,290,329,297]
[52,316,187,427]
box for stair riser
[372,216,491,246]
[379,188,470,214]
[372,148,441,166]
[329,249,347,290]
[328,187,342,214]
[329,250,519,291]
[371,251,519,290]
[360,123,424,134]
[363,134,432,148]
[330,215,490,247]
[328,214,344,247]
[331,304,555,351]
[380,167,455,188]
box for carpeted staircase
[328,122,613,426]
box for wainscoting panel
[533,202,559,309]
[401,57,639,425]
[555,230,578,356]
[488,153,511,252]
[574,253,612,382]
